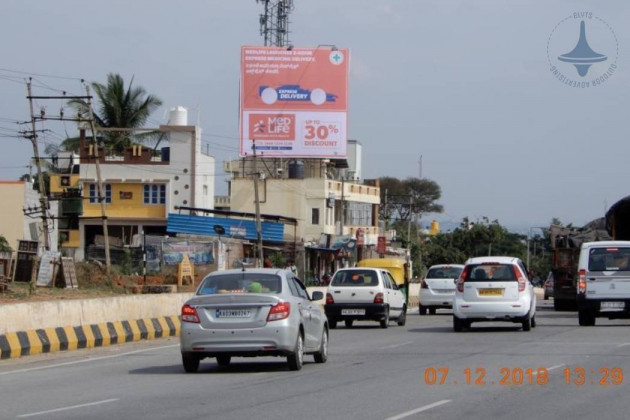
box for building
[0,180,58,253]
[49,107,215,261]
[220,154,381,280]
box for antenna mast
[257,0,294,47]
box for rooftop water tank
[288,160,305,179]
[168,106,188,126]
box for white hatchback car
[419,264,464,315]
[453,256,536,332]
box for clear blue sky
[1,1,627,230]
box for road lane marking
[386,400,451,420]
[617,343,630,348]
[380,341,415,350]
[0,344,179,376]
[532,364,565,376]
[17,398,119,418]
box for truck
[549,219,610,311]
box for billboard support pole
[252,140,264,267]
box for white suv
[453,256,536,332]
[577,241,630,326]
[325,268,407,329]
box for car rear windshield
[588,247,630,271]
[331,270,379,287]
[464,264,517,281]
[198,273,282,295]
[426,266,463,279]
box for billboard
[240,46,349,158]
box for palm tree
[68,73,163,154]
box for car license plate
[216,309,251,318]
[478,289,504,297]
[601,301,625,310]
[341,309,365,316]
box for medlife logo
[548,13,618,88]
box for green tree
[68,73,163,154]
[0,234,12,252]
[379,177,443,223]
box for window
[89,184,111,203]
[311,208,320,224]
[197,273,282,295]
[144,184,166,204]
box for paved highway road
[1,300,629,420]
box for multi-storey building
[49,107,215,261]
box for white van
[577,241,630,326]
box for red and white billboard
[240,46,349,158]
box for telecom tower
[257,0,294,47]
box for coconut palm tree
[68,73,163,154]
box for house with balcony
[49,107,215,261]
[218,140,381,280]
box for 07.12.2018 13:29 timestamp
[423,366,623,387]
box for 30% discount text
[302,120,341,143]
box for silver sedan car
[180,268,328,372]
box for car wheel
[419,305,427,315]
[578,309,596,326]
[453,315,464,332]
[429,308,436,315]
[182,353,200,373]
[397,306,407,326]
[216,355,231,366]
[380,308,390,329]
[522,316,532,331]
[329,319,337,329]
[313,329,328,363]
[531,315,537,328]
[287,332,304,371]
[344,319,354,328]
[544,294,549,301]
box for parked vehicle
[576,241,630,326]
[419,264,464,315]
[544,272,554,300]
[453,256,536,332]
[179,268,328,372]
[325,267,407,329]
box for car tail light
[267,302,290,321]
[578,269,587,294]
[421,278,428,289]
[510,265,527,292]
[456,278,464,293]
[326,293,334,304]
[181,304,200,323]
[374,292,384,304]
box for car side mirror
[311,291,324,301]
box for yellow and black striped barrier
[0,315,180,360]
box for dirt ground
[0,261,204,305]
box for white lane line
[0,344,179,376]
[380,341,415,350]
[386,400,451,420]
[617,343,630,348]
[533,364,565,376]
[17,398,119,418]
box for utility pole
[340,178,345,236]
[26,80,51,251]
[252,140,264,267]
[85,85,112,276]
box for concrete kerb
[0,285,425,360]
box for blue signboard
[167,213,285,243]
